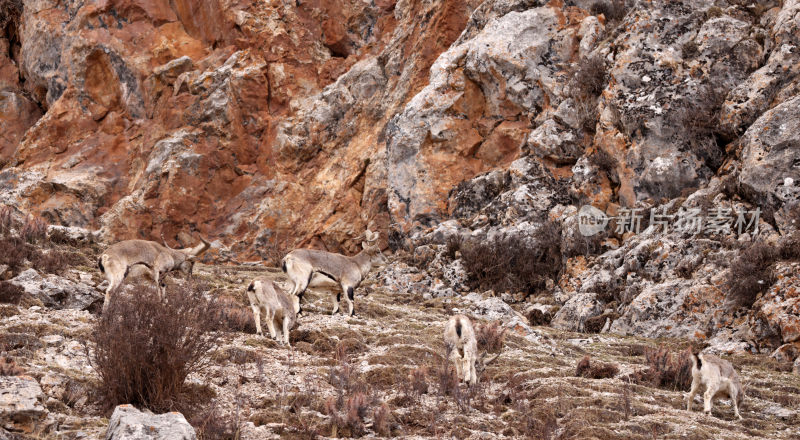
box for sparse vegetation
[629,346,693,391]
[590,0,628,23]
[726,241,777,309]
[191,405,240,440]
[254,232,288,267]
[570,56,608,100]
[212,297,258,334]
[0,205,13,235]
[90,281,221,412]
[457,222,561,297]
[0,281,24,304]
[475,321,506,353]
[575,355,619,379]
[0,356,24,376]
[673,84,727,171]
[20,214,48,244]
[0,0,22,33]
[324,344,390,437]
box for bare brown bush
[673,85,727,170]
[726,241,777,309]
[191,405,240,440]
[211,297,257,334]
[47,228,81,247]
[0,0,22,31]
[254,232,288,267]
[589,149,619,180]
[0,356,25,376]
[0,281,24,304]
[570,56,607,99]
[526,308,553,326]
[0,205,14,236]
[30,250,70,276]
[459,222,561,296]
[575,355,619,379]
[476,321,506,353]
[521,406,558,439]
[629,347,692,391]
[0,236,41,275]
[90,281,220,412]
[20,215,47,244]
[589,0,628,23]
[409,366,429,396]
[373,402,392,437]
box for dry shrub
[521,406,558,440]
[570,56,607,99]
[575,355,619,379]
[779,233,800,261]
[460,223,561,296]
[0,281,24,304]
[214,347,259,365]
[212,298,257,334]
[325,342,382,436]
[326,353,376,438]
[0,205,14,236]
[20,215,47,244]
[0,236,41,275]
[30,250,69,275]
[0,0,22,34]
[409,366,429,396]
[673,85,727,170]
[191,405,239,440]
[444,235,462,260]
[91,281,220,412]
[345,392,369,435]
[373,403,392,437]
[726,241,777,309]
[254,232,288,267]
[476,321,506,353]
[682,40,699,58]
[629,347,692,391]
[0,356,24,376]
[779,205,800,260]
[47,228,81,247]
[589,0,627,23]
[589,148,619,180]
[527,308,552,326]
[584,312,619,333]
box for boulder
[105,405,196,440]
[9,269,101,311]
[0,376,46,434]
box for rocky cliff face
[2,0,800,356]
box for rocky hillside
[1,247,799,438]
